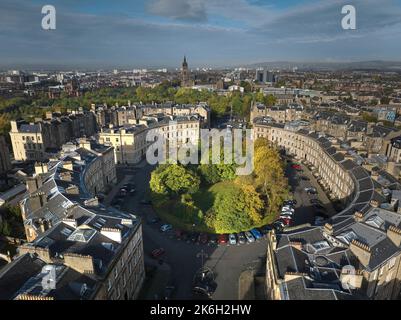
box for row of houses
[253,120,401,300]
[0,139,144,300]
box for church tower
[181,56,192,87]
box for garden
[149,138,290,234]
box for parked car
[190,232,199,243]
[182,232,189,242]
[291,164,301,170]
[244,231,255,243]
[237,232,246,244]
[163,286,175,300]
[160,224,172,232]
[314,216,326,225]
[273,221,285,232]
[301,176,310,181]
[260,225,272,234]
[228,234,237,245]
[151,248,165,258]
[279,217,292,226]
[314,204,325,210]
[282,206,295,212]
[148,216,160,224]
[208,234,218,245]
[218,234,228,244]
[175,229,184,239]
[310,198,322,205]
[280,213,293,220]
[198,233,208,244]
[281,210,294,216]
[250,228,262,240]
[283,200,297,206]
[140,199,152,205]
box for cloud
[252,0,401,44]
[1,0,401,67]
[147,0,207,22]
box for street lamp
[196,249,208,269]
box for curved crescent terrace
[254,119,401,300]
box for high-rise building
[255,69,277,84]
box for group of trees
[0,205,24,238]
[0,81,278,137]
[149,138,289,233]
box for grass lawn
[152,181,242,233]
[192,180,240,212]
[152,180,277,233]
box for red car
[151,248,165,258]
[218,234,228,244]
[279,217,292,226]
[175,229,184,239]
[291,164,301,170]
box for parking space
[285,156,337,226]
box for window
[379,266,385,277]
[389,257,396,270]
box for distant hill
[245,60,401,71]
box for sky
[1,0,401,69]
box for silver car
[229,234,237,245]
[244,231,255,243]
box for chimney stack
[387,225,401,247]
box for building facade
[255,121,401,300]
[98,115,201,165]
[0,140,144,300]
[0,136,11,175]
[9,111,97,161]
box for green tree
[205,182,263,233]
[150,164,200,196]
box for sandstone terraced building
[253,119,401,300]
[0,140,144,300]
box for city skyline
[1,0,401,69]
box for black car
[314,204,325,210]
[283,199,297,206]
[163,286,175,300]
[260,225,273,234]
[182,232,189,242]
[208,234,217,245]
[301,176,310,181]
[140,199,152,205]
[190,232,199,243]
[273,221,285,232]
[310,198,320,204]
[148,216,160,224]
